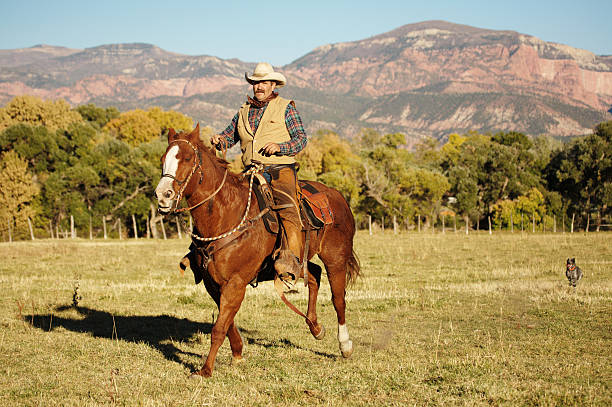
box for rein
[178,163,264,243]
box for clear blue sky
[1,0,611,66]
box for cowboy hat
[245,62,286,88]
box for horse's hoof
[189,369,211,379]
[340,340,353,358]
[311,323,326,340]
[232,355,244,364]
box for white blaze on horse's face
[155,145,180,212]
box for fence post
[442,215,445,234]
[160,218,167,240]
[532,212,535,233]
[89,215,93,240]
[393,215,397,235]
[146,215,151,238]
[28,218,35,240]
[368,215,372,236]
[103,216,107,239]
[488,216,492,235]
[571,213,575,233]
[418,215,421,232]
[176,217,182,239]
[586,213,590,233]
[132,214,138,239]
[553,215,556,233]
[465,215,469,235]
[8,219,12,242]
[70,215,75,239]
[118,221,122,240]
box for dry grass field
[0,231,610,406]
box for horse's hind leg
[321,257,354,358]
[306,261,325,340]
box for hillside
[1,21,610,141]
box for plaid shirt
[217,100,307,155]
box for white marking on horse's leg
[338,323,353,358]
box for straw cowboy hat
[245,62,286,88]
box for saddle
[299,181,334,229]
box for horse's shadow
[27,305,335,372]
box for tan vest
[236,96,296,167]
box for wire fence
[1,212,610,242]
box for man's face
[252,80,276,101]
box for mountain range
[1,20,611,143]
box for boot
[274,250,301,284]
[274,219,303,285]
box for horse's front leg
[194,277,246,378]
[306,262,325,339]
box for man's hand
[210,134,223,146]
[259,142,281,156]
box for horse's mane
[186,133,247,190]
[196,137,231,170]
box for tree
[75,103,120,129]
[297,130,362,208]
[0,95,83,131]
[103,107,193,146]
[546,121,612,229]
[0,123,67,173]
[491,188,547,230]
[357,130,449,227]
[0,151,39,239]
[441,131,543,228]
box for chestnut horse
[154,124,360,377]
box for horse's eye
[185,156,192,162]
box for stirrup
[277,270,298,285]
[274,251,301,287]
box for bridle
[159,138,262,243]
[160,138,227,214]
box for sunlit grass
[0,231,610,406]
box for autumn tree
[104,107,193,145]
[297,130,362,208]
[0,151,39,239]
[0,95,83,131]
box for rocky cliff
[1,21,610,141]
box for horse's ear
[189,123,200,139]
[167,128,176,142]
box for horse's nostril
[164,190,174,199]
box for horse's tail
[346,249,361,287]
